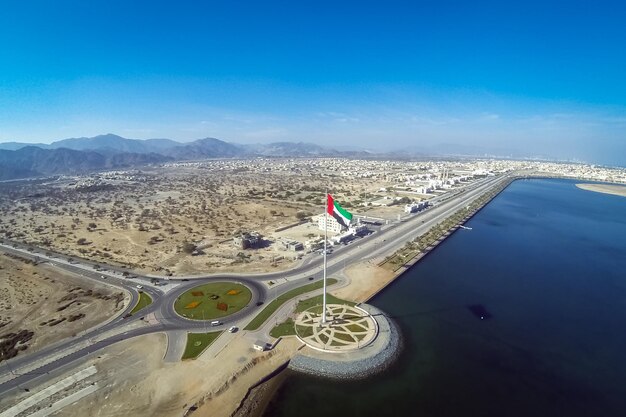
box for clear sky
[1,0,625,165]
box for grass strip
[244,278,337,331]
[181,331,222,360]
[295,293,355,313]
[130,291,153,315]
[269,318,296,338]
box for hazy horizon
[1,1,625,166]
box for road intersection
[0,173,508,398]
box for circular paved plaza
[294,304,378,352]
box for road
[0,173,510,398]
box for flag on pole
[327,194,353,229]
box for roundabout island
[173,282,252,320]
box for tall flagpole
[322,191,328,324]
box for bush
[182,242,197,254]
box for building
[404,201,430,214]
[305,237,325,251]
[279,238,304,252]
[331,230,355,244]
[253,340,272,351]
[351,224,370,236]
[314,213,346,234]
[233,232,262,249]
[253,340,267,351]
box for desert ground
[331,261,396,303]
[50,332,303,417]
[0,158,409,276]
[0,252,127,361]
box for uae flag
[327,194,353,228]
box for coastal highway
[0,173,510,397]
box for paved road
[0,174,509,397]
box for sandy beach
[576,183,626,198]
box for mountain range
[0,133,556,181]
[0,134,362,180]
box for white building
[314,213,346,234]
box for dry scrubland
[0,253,125,361]
[0,159,391,276]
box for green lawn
[181,332,222,360]
[269,318,296,338]
[130,291,153,315]
[174,282,252,320]
[244,278,338,331]
[269,293,354,337]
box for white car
[136,285,143,289]
[228,326,238,333]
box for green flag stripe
[333,200,352,220]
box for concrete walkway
[294,304,378,352]
[0,366,97,417]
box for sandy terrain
[0,252,126,360]
[55,333,302,417]
[576,183,626,198]
[331,261,396,303]
[0,159,396,276]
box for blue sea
[265,178,626,417]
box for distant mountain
[243,141,340,157]
[0,146,171,180]
[164,137,246,159]
[0,141,50,151]
[0,134,181,154]
[427,142,530,158]
[51,134,181,154]
[0,133,398,180]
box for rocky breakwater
[288,304,402,379]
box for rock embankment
[288,304,401,379]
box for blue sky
[1,1,625,165]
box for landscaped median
[244,278,338,331]
[130,291,153,315]
[181,331,222,360]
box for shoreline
[576,183,626,198]
[230,176,517,416]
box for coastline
[229,176,517,417]
[576,183,626,198]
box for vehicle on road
[100,275,106,279]
[228,326,238,333]
[211,320,222,326]
[136,284,143,289]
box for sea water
[265,179,626,417]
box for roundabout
[294,304,378,352]
[173,282,252,320]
